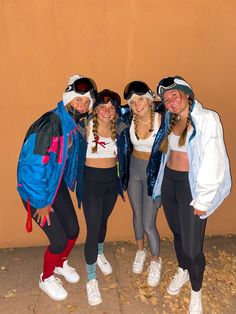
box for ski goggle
[157,77,192,98]
[65,77,97,100]
[124,81,153,100]
[95,89,121,111]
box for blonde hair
[91,113,117,153]
[134,103,154,140]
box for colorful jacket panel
[17,101,79,209]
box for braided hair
[134,104,155,140]
[159,98,193,153]
[91,113,117,153]
[91,113,99,153]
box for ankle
[86,263,96,281]
[97,242,104,256]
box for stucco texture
[1,0,235,248]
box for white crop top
[168,129,192,152]
[86,120,117,158]
[129,113,159,153]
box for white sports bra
[168,129,192,152]
[86,120,117,158]
[129,113,159,153]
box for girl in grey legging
[123,81,162,287]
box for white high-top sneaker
[132,249,146,274]
[97,254,112,275]
[86,279,102,306]
[189,289,203,314]
[147,258,162,287]
[167,267,190,295]
[54,260,80,283]
[39,274,68,301]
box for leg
[97,178,118,276]
[98,179,118,244]
[141,174,160,258]
[82,180,103,266]
[127,156,147,273]
[141,171,162,287]
[127,159,144,247]
[176,180,207,292]
[161,168,187,269]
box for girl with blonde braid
[152,76,231,313]
[78,89,129,306]
[123,81,163,287]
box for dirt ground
[0,235,235,313]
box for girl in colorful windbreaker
[152,76,231,314]
[78,89,129,306]
[17,74,97,301]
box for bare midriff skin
[167,151,189,171]
[132,149,151,161]
[85,157,116,168]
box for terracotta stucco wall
[1,0,235,248]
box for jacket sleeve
[17,113,62,208]
[190,112,227,212]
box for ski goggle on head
[65,77,97,100]
[124,81,155,100]
[157,76,194,100]
[94,89,121,112]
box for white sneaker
[189,289,203,314]
[39,274,68,301]
[97,254,112,275]
[147,258,162,287]
[167,267,190,295]
[54,260,80,283]
[132,249,146,274]
[86,279,102,306]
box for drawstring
[26,199,33,233]
[93,136,106,148]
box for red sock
[56,238,77,268]
[42,247,60,281]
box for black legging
[82,166,118,265]
[161,166,207,291]
[22,177,79,254]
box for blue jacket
[76,114,130,208]
[17,101,81,209]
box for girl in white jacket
[153,76,231,314]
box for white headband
[128,92,154,106]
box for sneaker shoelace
[171,270,185,285]
[46,276,63,291]
[88,281,99,297]
[147,261,160,275]
[63,261,76,274]
[99,254,108,265]
[134,251,145,265]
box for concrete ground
[0,235,235,314]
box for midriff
[132,149,150,161]
[85,157,116,168]
[167,150,189,171]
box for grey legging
[127,154,160,256]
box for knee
[184,249,205,264]
[50,237,67,254]
[68,224,80,240]
[143,222,156,237]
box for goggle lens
[65,78,97,99]
[124,81,149,100]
